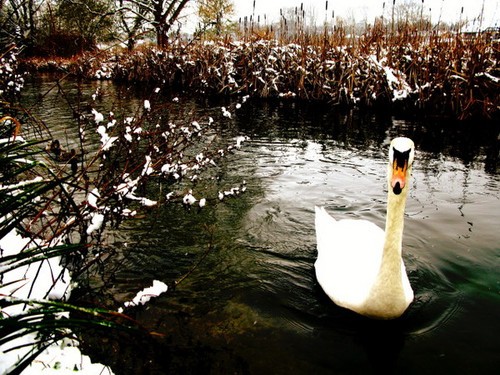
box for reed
[20,13,500,120]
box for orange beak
[391,160,407,194]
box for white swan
[315,137,415,319]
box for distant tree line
[0,0,234,56]
[0,0,478,57]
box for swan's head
[389,137,415,195]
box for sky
[231,0,499,30]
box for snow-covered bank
[0,226,113,374]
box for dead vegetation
[21,22,500,121]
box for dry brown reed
[22,21,500,121]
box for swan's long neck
[362,166,411,318]
[383,179,409,259]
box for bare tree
[394,0,431,31]
[116,0,147,50]
[1,1,192,52]
[116,0,190,48]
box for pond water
[23,78,499,374]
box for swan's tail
[315,206,337,257]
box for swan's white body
[315,137,415,319]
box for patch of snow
[221,107,232,118]
[87,188,100,209]
[92,109,104,124]
[182,191,197,205]
[123,280,168,308]
[86,213,104,235]
[199,198,206,208]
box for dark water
[23,78,500,374]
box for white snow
[199,198,206,208]
[87,188,100,209]
[1,334,114,375]
[140,197,158,207]
[123,280,168,308]
[92,109,104,124]
[86,212,104,235]
[182,191,197,205]
[221,106,232,118]
[97,125,118,150]
[0,228,110,374]
[141,155,154,176]
[235,136,249,148]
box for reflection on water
[23,78,500,374]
